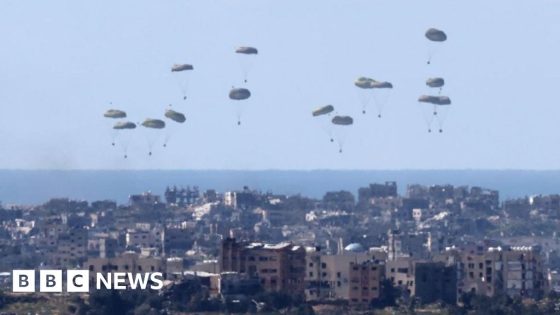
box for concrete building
[220,238,306,297]
[126,228,162,251]
[438,244,545,299]
[388,230,432,260]
[163,226,195,256]
[386,257,415,296]
[414,261,457,304]
[305,244,387,302]
[87,251,164,286]
[348,260,385,308]
[44,226,88,268]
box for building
[126,228,162,251]
[414,261,457,304]
[386,257,415,296]
[437,244,545,299]
[220,238,306,297]
[41,225,88,268]
[86,251,165,287]
[388,230,432,260]
[305,244,387,302]
[348,260,385,308]
[163,226,195,256]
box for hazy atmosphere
[1,0,560,170]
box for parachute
[235,47,258,55]
[312,105,334,117]
[141,119,166,156]
[425,28,447,64]
[426,77,445,89]
[354,77,393,117]
[165,109,186,123]
[312,105,335,143]
[171,64,194,72]
[332,116,354,125]
[418,95,452,133]
[371,81,393,118]
[104,109,128,147]
[229,88,251,100]
[113,121,136,129]
[418,95,451,105]
[371,81,393,89]
[142,119,166,129]
[355,77,374,114]
[229,88,251,125]
[235,46,258,83]
[354,77,375,89]
[104,109,126,119]
[331,115,353,153]
[111,121,136,158]
[425,28,447,42]
[162,109,186,148]
[171,63,194,101]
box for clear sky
[1,0,559,170]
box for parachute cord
[163,135,170,148]
[373,90,392,119]
[419,104,435,133]
[436,106,451,132]
[356,89,374,115]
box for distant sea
[1,170,560,205]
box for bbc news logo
[12,270,164,293]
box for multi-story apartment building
[414,261,457,304]
[437,244,545,299]
[220,238,306,297]
[385,256,415,296]
[305,244,387,302]
[388,230,432,260]
[348,260,385,308]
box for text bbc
[12,270,164,292]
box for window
[321,263,326,269]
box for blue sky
[1,0,559,170]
